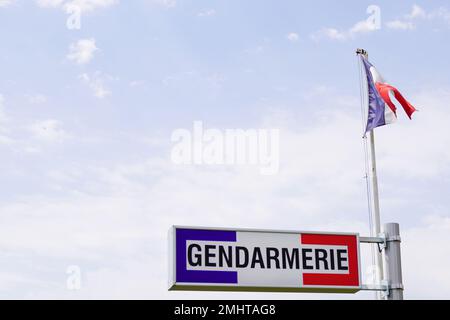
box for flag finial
[356,48,368,58]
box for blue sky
[1,0,450,299]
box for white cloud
[286,32,299,42]
[152,0,176,9]
[0,95,16,146]
[386,20,416,31]
[386,5,424,31]
[0,0,15,7]
[431,7,450,24]
[311,19,378,42]
[35,0,118,13]
[79,72,112,98]
[64,0,118,12]
[29,119,67,143]
[0,94,5,121]
[0,95,68,149]
[387,5,450,31]
[2,86,450,299]
[67,38,98,65]
[312,4,450,39]
[0,95,9,138]
[129,80,145,87]
[349,19,378,34]
[403,215,450,299]
[311,28,346,41]
[197,8,215,17]
[376,88,450,179]
[36,0,64,8]
[406,4,427,20]
[0,135,14,145]
[27,94,48,104]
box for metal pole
[357,48,384,299]
[383,223,404,300]
[369,130,384,293]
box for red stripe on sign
[300,234,360,287]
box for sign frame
[169,226,362,294]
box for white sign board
[169,226,361,293]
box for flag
[360,55,417,133]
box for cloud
[0,95,12,145]
[349,19,379,34]
[429,7,450,25]
[376,88,450,179]
[152,0,176,9]
[2,85,450,299]
[0,95,68,150]
[386,20,416,31]
[286,32,299,42]
[36,0,64,8]
[67,38,98,65]
[79,72,112,98]
[311,19,378,42]
[64,0,118,12]
[0,94,13,138]
[386,5,424,31]
[36,0,119,13]
[0,95,19,147]
[29,119,68,143]
[129,80,145,87]
[0,94,6,122]
[197,9,216,17]
[0,0,15,7]
[312,4,450,39]
[311,28,346,41]
[407,4,427,19]
[386,5,450,31]
[402,215,450,299]
[27,94,48,104]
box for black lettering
[266,248,280,269]
[302,248,314,270]
[188,244,202,267]
[219,245,233,268]
[282,248,299,269]
[337,249,348,271]
[330,249,335,270]
[205,245,216,267]
[315,249,329,270]
[236,247,249,268]
[251,247,265,269]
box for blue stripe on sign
[176,229,238,284]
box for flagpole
[356,49,384,300]
[369,129,384,299]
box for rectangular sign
[169,226,361,294]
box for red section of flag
[375,83,417,119]
[301,234,360,287]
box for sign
[169,227,361,294]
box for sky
[1,0,450,299]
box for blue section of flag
[361,56,387,133]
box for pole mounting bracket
[390,283,404,290]
[378,233,387,251]
[386,235,401,243]
[361,280,402,299]
[380,280,390,299]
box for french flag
[361,55,417,134]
